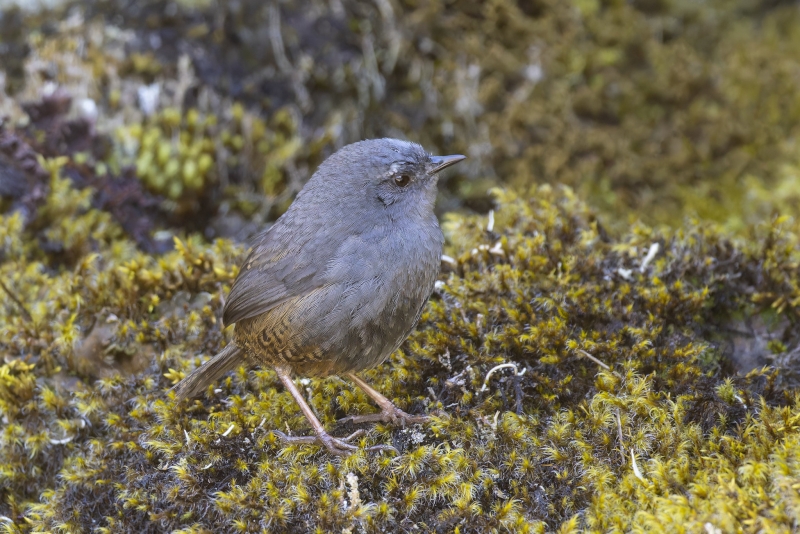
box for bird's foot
[272,428,396,456]
[339,405,429,427]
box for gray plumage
[173,138,462,403]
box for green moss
[5,0,800,230]
[1,0,800,531]
[0,179,798,531]
[117,104,302,213]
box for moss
[4,0,800,231]
[0,179,798,531]
[1,0,800,532]
[118,103,302,216]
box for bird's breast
[327,220,442,371]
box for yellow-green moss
[1,0,800,532]
[1,178,799,532]
[117,105,303,211]
[4,0,800,230]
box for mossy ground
[1,0,800,533]
[1,181,799,532]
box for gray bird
[172,138,465,455]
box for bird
[172,138,465,455]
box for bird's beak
[429,154,466,174]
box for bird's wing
[222,222,327,327]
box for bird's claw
[272,428,362,456]
[272,428,397,456]
[339,406,429,427]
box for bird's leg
[341,372,429,426]
[271,365,361,456]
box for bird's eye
[394,174,411,187]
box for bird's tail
[171,343,243,401]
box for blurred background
[1,0,799,250]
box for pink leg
[341,372,428,426]
[271,366,395,456]
[271,365,361,456]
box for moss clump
[119,104,303,216]
[0,12,317,236]
[126,107,218,200]
[5,1,800,231]
[1,180,799,532]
